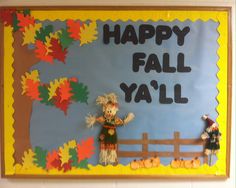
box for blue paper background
[30,20,219,165]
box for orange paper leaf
[35,40,54,64]
[25,79,41,100]
[46,150,60,170]
[17,12,35,32]
[77,137,95,162]
[67,19,83,40]
[59,80,73,102]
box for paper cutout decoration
[79,22,98,46]
[21,70,89,115]
[23,23,42,45]
[201,115,221,165]
[20,138,95,172]
[86,93,135,165]
[16,12,35,32]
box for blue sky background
[30,20,219,165]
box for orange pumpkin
[138,159,145,168]
[170,158,180,168]
[151,156,161,167]
[192,157,201,168]
[184,160,193,169]
[144,158,153,168]
[130,159,139,170]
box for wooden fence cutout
[117,131,208,164]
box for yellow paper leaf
[22,149,36,170]
[79,21,98,46]
[23,23,42,45]
[45,31,62,54]
[21,70,40,94]
[59,140,77,165]
[48,77,67,99]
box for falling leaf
[58,140,77,165]
[77,137,95,162]
[59,80,73,102]
[0,9,16,26]
[58,28,74,50]
[22,23,42,45]
[21,70,40,94]
[79,21,98,46]
[46,150,60,170]
[33,146,48,169]
[17,12,35,32]
[67,19,83,40]
[25,79,41,100]
[35,25,53,43]
[70,81,89,103]
[22,149,35,170]
[49,38,67,63]
[34,40,54,64]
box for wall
[0,0,235,188]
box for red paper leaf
[67,19,83,40]
[0,9,16,26]
[59,80,73,102]
[77,137,95,162]
[35,40,54,64]
[51,158,62,170]
[46,150,60,170]
[25,79,41,100]
[49,38,67,63]
[17,12,35,32]
[53,89,71,115]
[61,160,72,172]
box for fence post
[142,133,148,159]
[173,132,180,159]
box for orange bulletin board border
[0,6,232,179]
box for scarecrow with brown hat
[201,115,221,156]
[86,93,135,165]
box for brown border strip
[0,6,232,179]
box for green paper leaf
[33,146,47,169]
[69,148,79,167]
[23,9,31,16]
[35,25,53,43]
[78,159,89,169]
[38,85,54,106]
[58,28,74,50]
[70,82,89,104]
[12,13,20,32]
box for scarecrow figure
[201,115,221,157]
[86,93,135,165]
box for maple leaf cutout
[77,137,95,162]
[49,38,68,63]
[21,70,40,95]
[59,80,73,102]
[79,21,98,46]
[22,149,35,170]
[67,19,83,40]
[16,12,35,32]
[53,89,71,114]
[0,9,16,26]
[35,40,54,64]
[25,79,41,100]
[44,31,62,54]
[58,140,77,165]
[46,150,60,170]
[48,77,67,100]
[23,23,42,45]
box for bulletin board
[0,6,232,179]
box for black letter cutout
[103,24,120,44]
[174,84,188,103]
[120,83,137,102]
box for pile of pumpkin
[130,156,161,170]
[170,157,201,169]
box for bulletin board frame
[0,6,232,179]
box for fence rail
[117,132,208,164]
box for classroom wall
[0,0,235,188]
